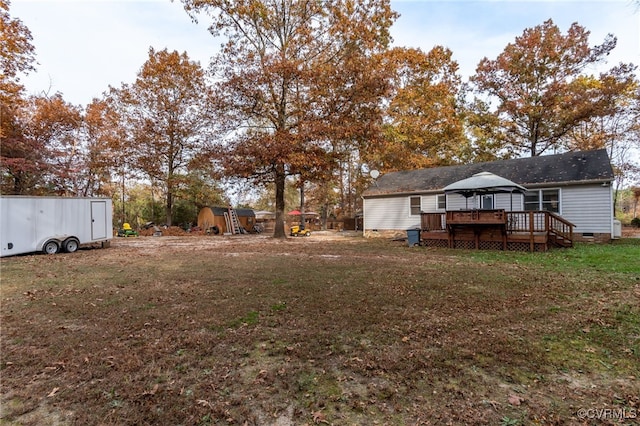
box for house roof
[363,149,614,197]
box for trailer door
[91,201,108,240]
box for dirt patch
[622,226,640,238]
[1,234,638,425]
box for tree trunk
[273,164,286,238]
[12,174,21,195]
[299,182,305,229]
[165,191,173,226]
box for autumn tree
[366,46,467,172]
[83,98,127,197]
[0,93,86,195]
[0,103,47,194]
[566,77,640,209]
[0,0,38,193]
[24,94,86,194]
[470,19,636,157]
[110,48,214,226]
[0,0,35,114]
[181,0,397,237]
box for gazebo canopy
[443,171,527,198]
[254,210,275,220]
[287,210,319,216]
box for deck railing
[546,211,574,246]
[421,210,574,248]
[505,211,546,233]
[421,212,446,231]
[447,209,507,225]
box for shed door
[91,201,107,240]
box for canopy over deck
[443,171,527,197]
[443,171,527,210]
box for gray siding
[495,193,524,210]
[561,184,612,234]
[444,193,524,211]
[423,194,443,212]
[446,194,469,211]
[363,197,421,231]
[363,185,612,234]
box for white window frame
[524,188,561,213]
[436,194,446,210]
[480,194,494,210]
[410,196,421,216]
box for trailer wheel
[43,240,60,255]
[63,238,80,253]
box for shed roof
[208,207,256,217]
[363,149,613,197]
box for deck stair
[547,212,573,248]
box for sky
[10,0,640,107]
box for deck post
[502,227,507,250]
[529,211,535,252]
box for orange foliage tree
[108,48,214,226]
[181,0,397,237]
[83,98,128,197]
[367,46,467,173]
[0,0,38,194]
[470,19,636,157]
[22,94,84,194]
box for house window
[480,194,494,210]
[524,191,539,211]
[436,194,446,210]
[541,189,560,212]
[524,189,560,213]
[410,196,421,215]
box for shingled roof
[363,149,614,197]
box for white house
[362,149,616,243]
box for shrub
[631,217,640,228]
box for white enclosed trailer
[0,196,113,257]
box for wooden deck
[420,210,574,252]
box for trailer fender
[37,235,70,255]
[41,239,61,255]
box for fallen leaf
[47,387,60,397]
[313,410,329,424]
[508,394,524,406]
[143,383,159,396]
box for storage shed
[197,207,256,234]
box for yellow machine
[117,222,139,237]
[290,224,311,237]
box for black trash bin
[406,228,421,247]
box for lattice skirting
[506,242,548,252]
[422,239,449,248]
[453,240,475,250]
[479,240,504,251]
[421,238,549,252]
